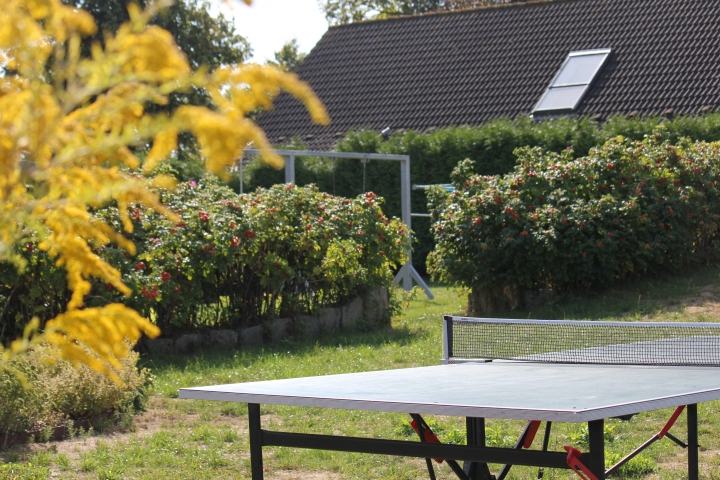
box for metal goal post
[241,149,433,299]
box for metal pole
[688,404,698,480]
[239,159,243,194]
[248,149,410,161]
[248,403,264,480]
[285,154,295,184]
[465,418,493,480]
[588,419,605,479]
[400,158,413,291]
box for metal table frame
[245,402,699,480]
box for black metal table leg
[464,417,494,480]
[588,419,605,480]
[537,421,552,479]
[411,414,437,480]
[688,404,698,480]
[249,403,264,480]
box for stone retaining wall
[142,287,389,354]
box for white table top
[179,362,720,422]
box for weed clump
[0,344,151,441]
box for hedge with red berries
[427,133,720,304]
[0,181,409,339]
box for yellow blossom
[0,0,329,381]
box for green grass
[4,266,720,478]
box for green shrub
[0,345,151,436]
[332,118,604,273]
[428,133,720,306]
[90,180,409,333]
[295,113,720,273]
[1,181,408,337]
[0,250,69,343]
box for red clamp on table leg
[410,420,444,464]
[523,420,542,448]
[564,446,599,480]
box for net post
[442,316,452,362]
[687,404,698,480]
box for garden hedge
[243,113,720,273]
[0,181,408,339]
[427,131,720,313]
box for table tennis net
[444,316,720,366]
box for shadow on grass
[140,264,720,377]
[139,319,421,375]
[506,263,720,321]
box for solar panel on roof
[533,49,611,114]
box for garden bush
[0,344,150,436]
[244,117,602,273]
[1,181,408,338]
[102,180,408,333]
[427,131,720,313]
[245,113,720,273]
[0,250,69,344]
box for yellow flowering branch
[0,0,329,381]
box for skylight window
[533,49,611,114]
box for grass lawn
[4,267,720,479]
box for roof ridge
[327,0,582,30]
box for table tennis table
[179,316,720,480]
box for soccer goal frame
[242,149,433,299]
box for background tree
[268,39,307,73]
[61,0,253,180]
[319,0,527,25]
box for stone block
[364,286,390,324]
[341,297,363,329]
[298,315,320,338]
[239,325,264,346]
[268,318,291,343]
[174,333,206,353]
[318,308,341,333]
[207,329,238,349]
[143,338,174,355]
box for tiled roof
[257,0,720,150]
